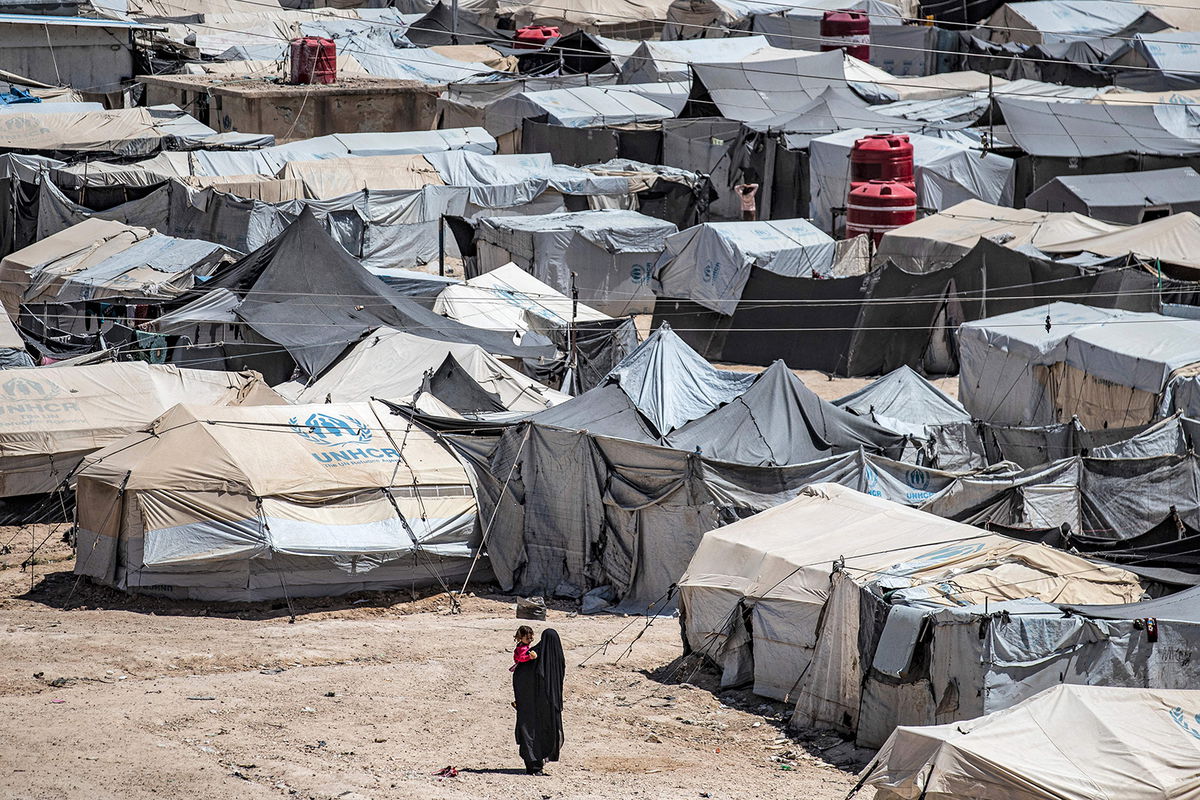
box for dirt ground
[0,531,874,800]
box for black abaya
[513,628,565,773]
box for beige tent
[1039,211,1200,275]
[281,326,568,411]
[73,400,478,600]
[860,684,1200,800]
[0,362,280,498]
[0,218,230,323]
[873,199,1122,272]
[278,154,445,198]
[0,108,168,155]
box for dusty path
[0,532,869,800]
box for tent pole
[451,0,459,44]
[438,214,445,277]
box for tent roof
[286,325,568,412]
[476,209,677,251]
[1026,166,1200,212]
[863,685,1200,800]
[751,85,932,141]
[668,361,906,464]
[874,199,1122,273]
[619,35,770,83]
[834,365,969,437]
[79,400,468,496]
[1040,210,1200,271]
[434,262,610,335]
[1066,584,1200,623]
[505,85,676,128]
[997,97,1200,157]
[227,210,554,377]
[687,47,849,123]
[985,0,1148,45]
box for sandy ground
[0,531,873,800]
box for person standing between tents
[734,182,759,221]
[511,628,565,775]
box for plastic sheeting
[1026,167,1200,225]
[652,219,836,315]
[618,36,770,83]
[484,85,677,132]
[997,97,1200,158]
[808,129,1015,234]
[983,0,1150,46]
[834,366,969,440]
[686,48,851,123]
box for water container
[289,36,337,85]
[514,25,560,49]
[820,9,870,61]
[845,179,917,244]
[850,133,914,194]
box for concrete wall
[0,24,132,93]
[142,80,442,142]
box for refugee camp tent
[472,209,677,316]
[1038,211,1200,275]
[0,312,33,368]
[872,199,1122,273]
[998,97,1200,159]
[808,129,1015,234]
[0,362,280,498]
[205,210,554,381]
[834,366,969,441]
[983,1,1151,46]
[0,218,230,332]
[958,302,1200,428]
[483,85,677,138]
[651,219,836,315]
[1025,167,1200,224]
[661,0,902,41]
[678,483,1143,708]
[859,685,1200,800]
[617,36,770,83]
[283,326,569,412]
[434,262,612,337]
[72,400,479,600]
[754,86,933,143]
[1107,31,1200,92]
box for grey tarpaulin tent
[1107,31,1200,92]
[834,366,970,441]
[219,210,555,379]
[1026,167,1200,224]
[471,209,677,316]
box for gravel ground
[0,533,873,800]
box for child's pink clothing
[509,643,534,672]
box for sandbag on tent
[651,220,837,316]
[72,401,478,601]
[211,209,554,378]
[958,302,1200,428]
[471,210,677,317]
[284,326,568,412]
[0,362,281,499]
[858,685,1200,800]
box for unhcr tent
[1026,167,1200,224]
[72,401,479,600]
[685,48,860,123]
[873,199,1121,273]
[618,36,770,83]
[472,209,677,316]
[834,366,969,440]
[0,362,280,498]
[808,129,1015,234]
[983,0,1150,46]
[1109,31,1200,92]
[283,326,569,413]
[651,219,836,315]
[958,302,1200,428]
[0,217,230,329]
[859,685,1200,800]
[997,97,1200,159]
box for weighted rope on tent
[381,487,458,613]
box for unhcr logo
[1170,707,1200,741]
[0,375,80,422]
[289,412,400,466]
[2,376,62,399]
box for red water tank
[845,180,917,244]
[289,37,337,85]
[850,133,914,194]
[820,10,870,62]
[514,25,560,48]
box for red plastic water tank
[850,133,914,194]
[289,37,337,85]
[514,25,560,49]
[845,180,917,244]
[820,10,870,62]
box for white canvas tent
[958,302,1200,428]
[72,400,479,600]
[859,685,1200,800]
[0,362,281,497]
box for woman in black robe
[512,628,565,775]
